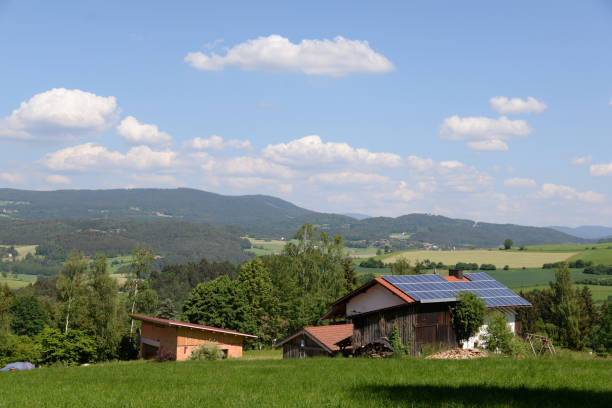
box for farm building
[130,314,257,360]
[275,323,353,358]
[311,270,531,357]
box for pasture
[0,244,37,261]
[0,356,610,407]
[381,249,577,269]
[516,284,612,303]
[0,273,36,289]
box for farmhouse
[281,270,531,358]
[276,323,353,358]
[130,314,257,360]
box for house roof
[321,272,530,320]
[129,314,258,339]
[275,323,354,353]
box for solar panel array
[382,272,531,307]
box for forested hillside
[0,188,586,247]
[0,218,251,266]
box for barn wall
[176,327,245,360]
[346,284,405,317]
[282,334,329,359]
[352,303,457,356]
[140,322,178,360]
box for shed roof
[275,323,354,353]
[129,314,257,339]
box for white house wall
[346,284,404,317]
[463,309,516,349]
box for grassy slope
[0,357,610,407]
[516,284,612,303]
[0,273,37,289]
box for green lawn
[487,268,596,288]
[0,357,610,407]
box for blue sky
[1,0,611,226]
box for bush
[503,265,509,271]
[0,334,41,367]
[390,322,410,358]
[37,328,97,366]
[449,292,486,346]
[189,343,224,360]
[481,312,514,355]
[479,264,496,271]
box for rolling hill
[0,188,588,248]
[549,225,612,240]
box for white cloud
[184,135,251,151]
[466,139,509,151]
[590,163,612,177]
[43,143,177,171]
[572,155,593,165]
[537,183,604,203]
[308,172,389,185]
[185,35,395,76]
[117,116,172,146]
[439,115,531,151]
[504,178,537,188]
[128,173,179,186]
[405,155,435,171]
[0,172,25,184]
[220,156,294,178]
[262,135,402,167]
[391,181,424,201]
[490,96,547,114]
[0,88,119,140]
[45,174,71,185]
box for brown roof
[276,323,354,353]
[129,314,257,338]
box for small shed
[275,324,353,359]
[130,314,257,360]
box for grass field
[0,273,37,289]
[515,284,612,303]
[106,256,132,274]
[0,244,37,261]
[381,249,577,269]
[0,357,610,407]
[487,268,596,288]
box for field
[486,269,596,288]
[515,284,612,303]
[0,244,37,261]
[381,249,577,269]
[0,357,610,407]
[0,273,36,289]
[244,238,379,258]
[106,255,132,274]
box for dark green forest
[0,188,587,247]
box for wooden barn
[319,270,531,356]
[275,323,353,358]
[130,314,257,360]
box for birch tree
[129,246,154,334]
[57,251,87,334]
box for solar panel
[381,273,531,308]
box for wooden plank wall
[352,303,458,356]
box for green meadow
[0,356,610,408]
[0,273,37,289]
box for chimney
[449,269,464,279]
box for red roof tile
[443,275,470,282]
[304,324,354,352]
[374,277,416,303]
[129,314,257,338]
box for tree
[128,246,154,334]
[550,264,581,349]
[57,251,87,333]
[182,275,249,332]
[341,259,358,292]
[237,258,280,347]
[481,311,514,355]
[577,286,599,342]
[449,292,486,346]
[157,298,176,320]
[590,302,612,353]
[9,296,48,337]
[0,283,14,337]
[37,327,96,366]
[392,258,412,275]
[81,254,122,360]
[503,238,513,250]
